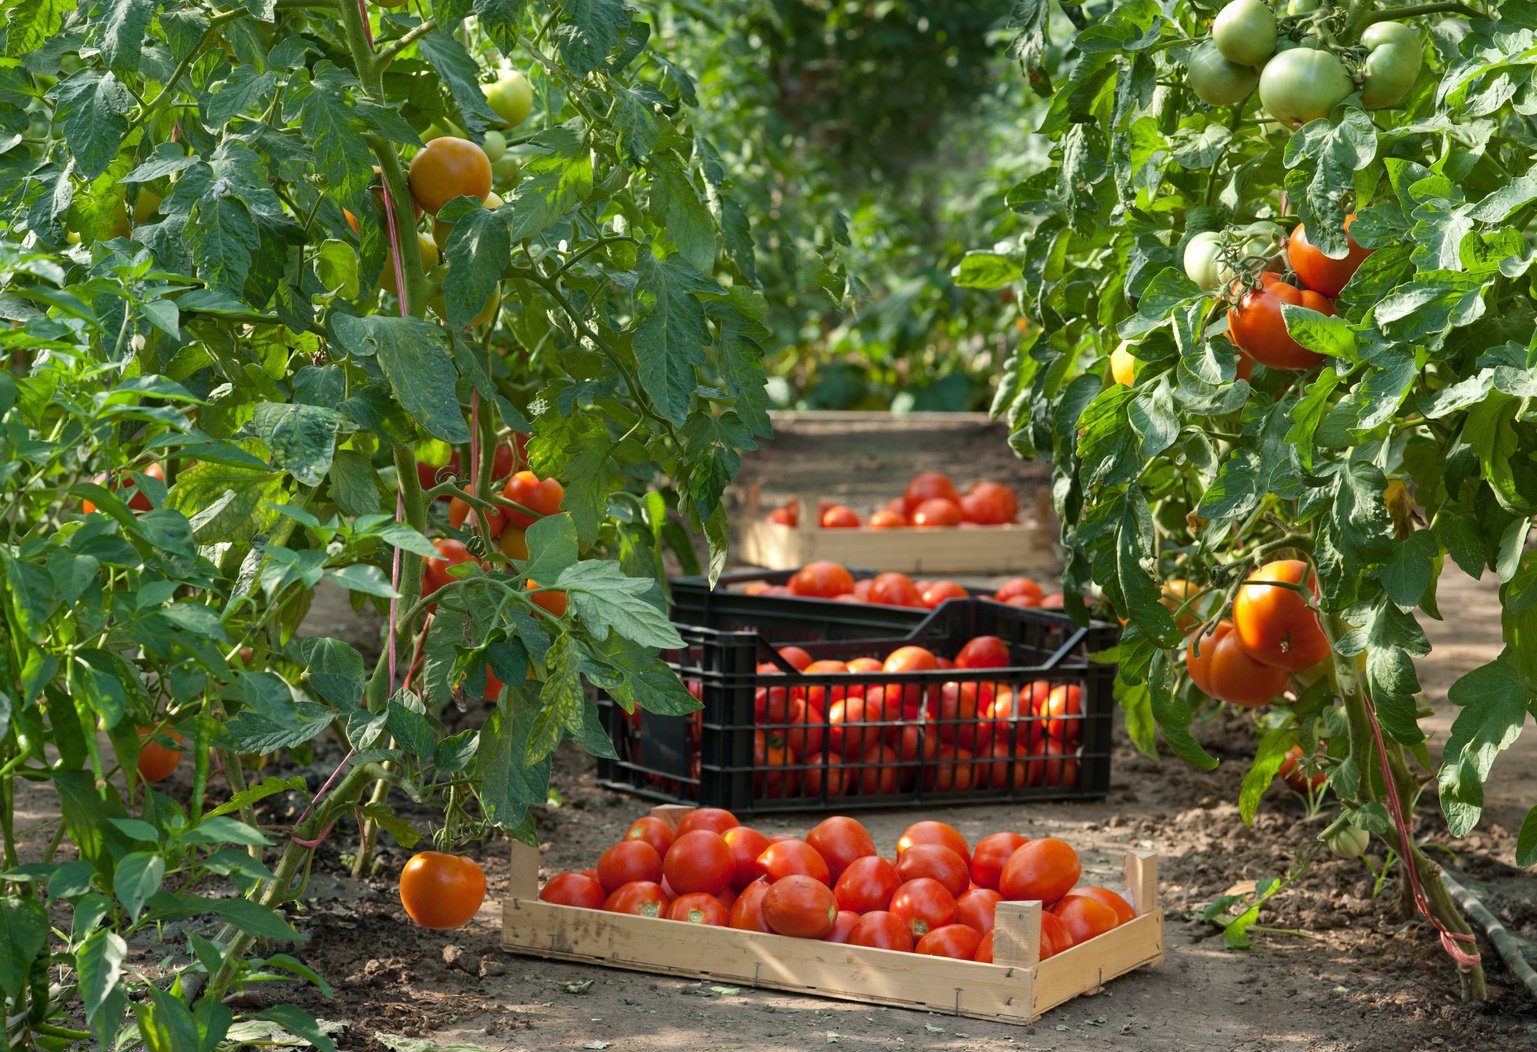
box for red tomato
[805,816,877,880]
[767,505,798,527]
[995,578,1044,605]
[799,659,849,713]
[666,892,728,925]
[1040,910,1073,959]
[1051,894,1120,944]
[969,481,1019,523]
[762,875,838,938]
[1288,214,1372,298]
[448,496,507,539]
[802,752,849,797]
[758,839,831,886]
[1038,685,1084,744]
[889,878,957,939]
[848,911,915,952]
[1029,738,1080,789]
[423,538,477,596]
[955,635,1010,670]
[787,561,855,599]
[955,888,1003,934]
[960,491,1007,525]
[978,737,1030,790]
[970,832,1029,890]
[868,508,908,529]
[623,816,674,860]
[727,879,773,932]
[975,930,996,962]
[921,580,970,608]
[999,838,1080,905]
[1227,272,1335,370]
[856,743,901,795]
[827,690,896,757]
[883,645,939,709]
[911,498,962,527]
[721,826,771,890]
[1066,886,1137,926]
[903,472,960,513]
[1278,743,1327,792]
[893,723,940,790]
[501,470,564,529]
[867,572,923,607]
[820,505,860,528]
[926,682,993,751]
[916,923,983,960]
[1185,621,1290,708]
[539,872,605,909]
[843,656,884,698]
[824,909,860,944]
[754,732,799,799]
[777,646,814,672]
[833,856,902,913]
[923,749,978,793]
[675,808,739,838]
[662,830,735,896]
[783,698,828,759]
[1232,559,1330,671]
[602,880,669,917]
[597,841,664,895]
[896,844,971,897]
[897,821,971,863]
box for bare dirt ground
[251,569,1535,1052]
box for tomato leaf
[299,638,366,710]
[650,165,717,275]
[418,28,500,135]
[386,689,436,760]
[553,0,629,76]
[1438,654,1531,838]
[49,68,132,179]
[1240,727,1295,826]
[556,560,682,650]
[476,685,552,830]
[441,197,509,331]
[1517,806,1537,869]
[0,896,49,1002]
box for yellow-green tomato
[1259,47,1353,127]
[484,72,533,128]
[1359,22,1422,108]
[1327,825,1369,859]
[491,153,522,190]
[1188,41,1260,107]
[1184,231,1226,291]
[1212,0,1277,66]
[482,129,507,163]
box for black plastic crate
[596,599,1117,814]
[669,568,997,645]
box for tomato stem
[1361,3,1481,25]
[376,19,439,68]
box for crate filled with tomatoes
[594,592,1117,813]
[738,470,1056,574]
[503,807,1164,1025]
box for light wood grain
[738,510,1056,574]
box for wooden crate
[501,806,1164,1026]
[737,485,1058,574]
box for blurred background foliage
[660,0,1050,412]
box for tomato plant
[959,0,1537,1000]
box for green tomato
[1218,221,1285,284]
[1184,231,1226,291]
[1327,825,1369,859]
[1359,22,1422,108]
[482,129,507,163]
[484,72,533,128]
[1212,0,1277,66]
[1188,41,1260,107]
[491,153,522,190]
[429,282,502,329]
[1258,47,1353,126]
[1286,0,1319,11]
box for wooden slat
[1027,912,1165,1018]
[992,901,1042,968]
[1125,850,1158,916]
[738,517,1056,574]
[507,841,539,900]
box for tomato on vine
[1287,215,1373,298]
[408,137,493,215]
[1211,0,1276,67]
[1188,41,1260,107]
[1232,559,1331,671]
[1359,22,1423,109]
[1227,272,1335,370]
[1257,47,1353,127]
[399,852,487,930]
[1185,620,1291,707]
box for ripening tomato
[727,879,773,931]
[675,808,738,837]
[399,852,487,929]
[856,743,901,795]
[1278,743,1327,792]
[889,878,957,939]
[754,732,799,799]
[1066,886,1137,926]
[623,816,675,859]
[603,880,669,918]
[448,496,508,539]
[820,505,860,528]
[1040,910,1073,959]
[1038,685,1084,744]
[805,816,877,880]
[895,843,971,898]
[501,471,564,529]
[484,70,534,127]
[911,498,963,528]
[802,752,849,797]
[83,462,166,515]
[923,749,978,793]
[408,137,492,214]
[994,578,1045,605]
[833,856,901,913]
[969,832,1029,891]
[848,911,914,952]
[597,840,663,893]
[955,635,1010,670]
[1051,894,1120,944]
[527,580,567,618]
[133,725,182,782]
[903,472,960,513]
[897,820,971,863]
[758,839,831,886]
[1227,272,1336,370]
[663,830,735,896]
[497,525,528,560]
[1288,214,1373,298]
[1185,620,1290,708]
[868,508,908,529]
[423,538,478,596]
[539,871,606,909]
[824,909,860,944]
[916,924,983,960]
[665,892,728,925]
[1232,559,1330,671]
[954,887,1003,935]
[999,838,1080,906]
[787,561,855,599]
[867,572,923,608]
[762,875,838,939]
[920,580,969,608]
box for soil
[254,568,1535,1052]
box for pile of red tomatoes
[764,472,1021,530]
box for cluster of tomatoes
[415,437,568,619]
[763,471,1020,530]
[744,561,1064,611]
[539,813,1133,962]
[1188,0,1422,123]
[649,633,1087,802]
